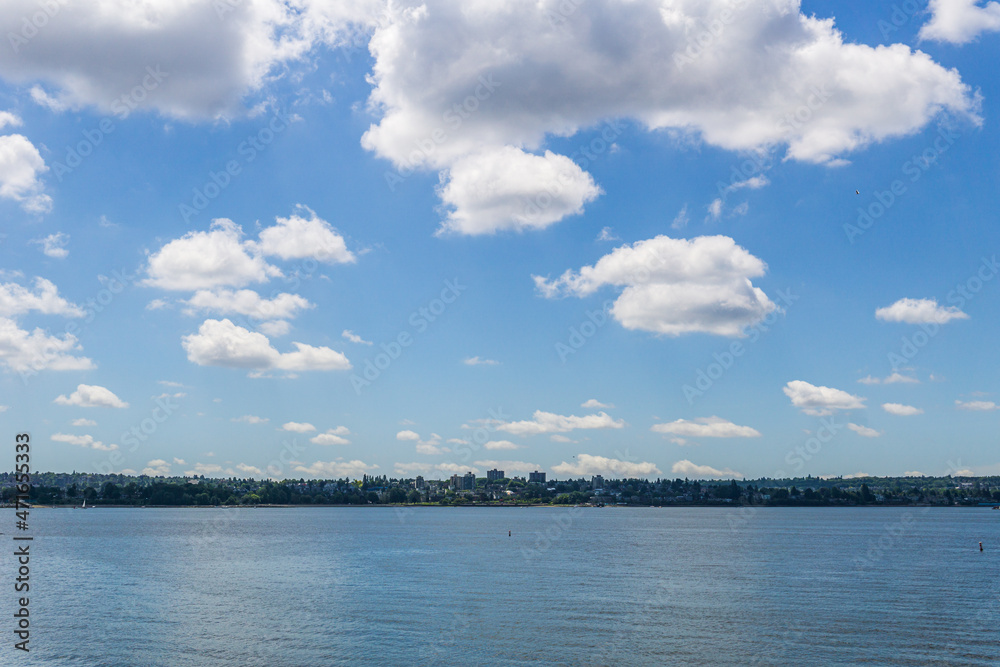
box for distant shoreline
[20,503,996,510]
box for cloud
[463,356,499,366]
[497,410,625,436]
[549,434,573,443]
[534,235,776,337]
[257,320,291,337]
[858,372,919,385]
[182,318,351,372]
[724,175,770,194]
[29,232,69,259]
[71,418,97,427]
[142,459,172,476]
[185,463,228,477]
[483,440,523,450]
[435,147,601,235]
[0,132,51,213]
[919,0,1000,44]
[670,459,744,480]
[904,471,925,477]
[0,111,21,130]
[293,459,378,478]
[552,454,660,478]
[670,205,690,230]
[706,198,723,221]
[144,219,281,291]
[173,458,186,465]
[361,0,976,231]
[232,415,269,424]
[0,280,93,372]
[651,417,761,438]
[847,423,882,438]
[0,319,94,373]
[237,463,263,476]
[252,206,355,263]
[875,298,968,324]
[342,329,372,345]
[0,1,376,120]
[882,402,924,416]
[158,380,184,387]
[0,277,84,317]
[153,392,185,400]
[396,430,420,441]
[183,289,313,321]
[581,399,612,409]
[146,299,171,311]
[783,380,865,416]
[416,442,448,455]
[955,400,999,411]
[281,421,316,432]
[310,428,351,445]
[596,226,620,242]
[51,432,118,451]
[54,384,128,408]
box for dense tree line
[1,471,998,507]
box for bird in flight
[855,190,860,195]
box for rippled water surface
[3,506,997,665]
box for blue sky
[1,0,999,481]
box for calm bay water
[2,507,997,665]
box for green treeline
[2,471,999,507]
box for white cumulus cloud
[955,400,999,411]
[875,298,968,324]
[361,0,976,231]
[463,356,499,366]
[0,277,84,317]
[483,440,523,450]
[0,132,51,213]
[670,459,744,480]
[281,421,316,432]
[51,432,118,451]
[54,384,128,408]
[232,415,268,424]
[253,206,355,263]
[783,380,865,416]
[144,219,281,291]
[552,454,660,478]
[436,147,601,235]
[847,423,881,438]
[30,232,69,259]
[535,235,776,337]
[652,417,761,438]
[181,318,351,372]
[882,402,924,416]
[342,329,372,345]
[497,410,625,436]
[920,0,1000,44]
[310,428,351,445]
[183,289,313,321]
